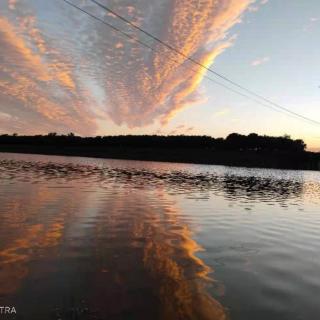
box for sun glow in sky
[0,0,319,150]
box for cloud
[185,126,194,133]
[303,17,319,31]
[8,0,16,10]
[0,0,254,134]
[248,6,259,12]
[101,0,253,127]
[0,3,102,134]
[251,56,270,66]
[248,0,268,14]
[157,124,195,135]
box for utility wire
[89,0,320,126]
[61,0,320,126]
[61,0,287,116]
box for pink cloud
[251,56,270,66]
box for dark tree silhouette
[0,132,308,152]
[0,132,318,170]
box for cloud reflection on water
[0,156,228,319]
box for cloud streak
[251,56,270,66]
[0,0,254,134]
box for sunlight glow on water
[0,153,319,320]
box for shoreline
[0,144,319,171]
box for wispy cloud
[160,124,195,135]
[303,16,319,31]
[251,56,270,66]
[248,0,268,13]
[185,126,194,133]
[8,0,16,10]
[248,6,259,12]
[310,17,319,22]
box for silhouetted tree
[0,132,308,153]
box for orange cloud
[0,17,51,81]
[0,9,99,134]
[0,0,254,133]
[100,0,253,127]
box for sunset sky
[0,0,319,150]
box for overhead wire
[62,0,320,126]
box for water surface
[0,153,319,320]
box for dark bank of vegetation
[0,132,319,170]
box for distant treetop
[0,132,307,153]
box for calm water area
[0,152,319,320]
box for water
[0,153,319,320]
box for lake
[0,152,319,320]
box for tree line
[0,132,307,153]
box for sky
[0,0,319,150]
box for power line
[88,0,320,127]
[61,0,287,116]
[61,0,320,126]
